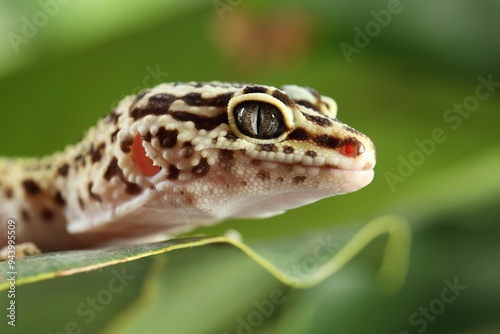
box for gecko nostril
[339,141,364,158]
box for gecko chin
[213,170,373,221]
[323,168,374,193]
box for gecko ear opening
[131,134,160,176]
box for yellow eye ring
[227,92,295,144]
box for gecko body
[0,82,375,252]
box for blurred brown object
[210,8,314,70]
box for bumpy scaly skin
[0,82,375,252]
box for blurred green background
[1,0,500,333]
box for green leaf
[0,216,411,293]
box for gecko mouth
[241,140,376,172]
[238,152,375,194]
[244,150,376,174]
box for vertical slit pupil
[234,101,285,139]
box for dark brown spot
[181,92,233,107]
[41,208,54,221]
[143,132,152,142]
[4,187,13,199]
[293,176,307,184]
[90,143,105,163]
[277,177,284,182]
[105,110,120,124]
[21,209,30,222]
[171,111,228,131]
[125,183,142,195]
[157,127,178,148]
[120,137,134,153]
[22,179,41,195]
[244,85,267,94]
[181,142,195,158]
[259,144,278,152]
[287,128,310,141]
[111,129,119,143]
[225,133,238,141]
[283,146,294,154]
[104,158,120,180]
[272,90,295,107]
[192,158,210,177]
[343,125,361,135]
[257,169,270,181]
[219,149,235,171]
[104,157,143,195]
[91,148,102,162]
[314,135,342,149]
[304,114,333,127]
[54,191,66,206]
[296,100,320,112]
[167,165,180,180]
[78,196,85,210]
[130,93,176,120]
[305,150,317,158]
[251,159,262,165]
[88,182,102,202]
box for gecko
[0,82,375,254]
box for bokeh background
[1,0,499,333]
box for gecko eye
[233,101,286,139]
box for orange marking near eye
[132,134,160,176]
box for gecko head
[119,82,375,221]
[226,84,376,171]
